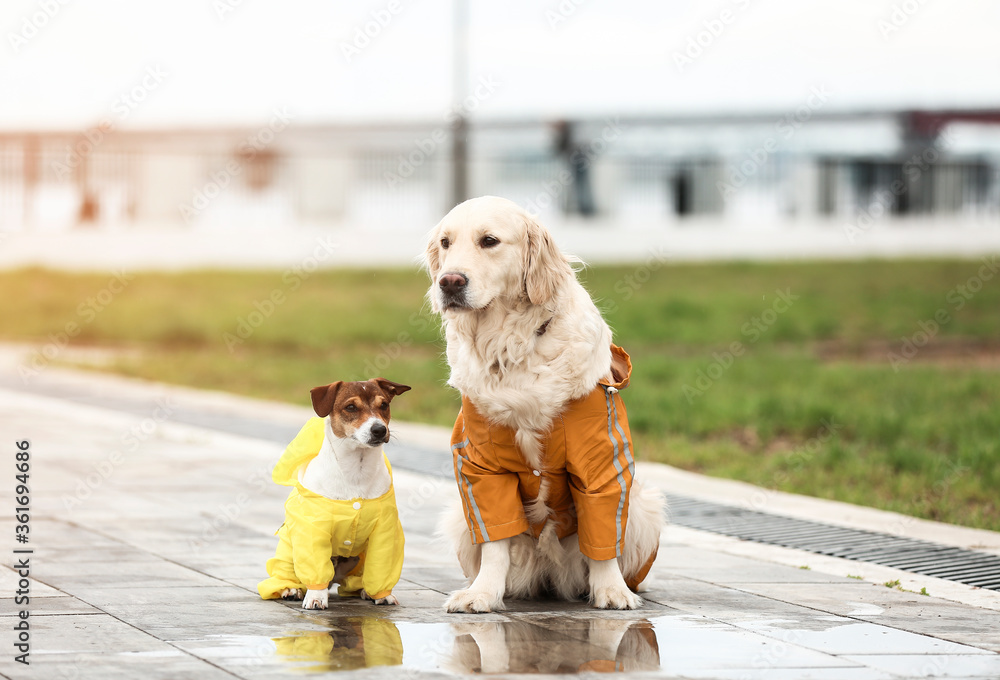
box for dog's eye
[480,235,499,248]
[345,404,357,412]
[380,402,389,410]
[440,237,450,250]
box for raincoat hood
[272,417,328,487]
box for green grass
[2,259,998,530]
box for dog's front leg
[444,538,510,613]
[302,588,329,610]
[588,557,641,610]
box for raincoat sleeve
[290,517,337,591]
[566,345,636,560]
[360,494,405,600]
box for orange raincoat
[450,345,655,586]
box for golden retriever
[424,195,664,612]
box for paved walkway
[2,359,999,679]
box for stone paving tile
[843,653,1000,679]
[399,565,468,592]
[66,586,305,641]
[36,544,167,563]
[32,556,223,591]
[26,518,123,549]
[653,545,855,584]
[643,577,856,625]
[664,668,898,680]
[645,613,861,672]
[15,613,169,658]
[9,652,236,680]
[0,566,64,598]
[733,619,992,656]
[734,582,1000,653]
[0,596,100,616]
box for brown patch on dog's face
[310,378,411,447]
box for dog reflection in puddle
[272,618,402,672]
[446,618,660,674]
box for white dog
[424,196,664,613]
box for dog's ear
[523,214,572,306]
[423,224,443,281]
[310,381,343,417]
[373,378,411,401]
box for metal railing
[1,128,998,231]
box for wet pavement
[2,357,999,678]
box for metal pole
[450,0,468,208]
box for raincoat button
[344,540,352,546]
[532,470,540,476]
[353,501,361,510]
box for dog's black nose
[370,422,387,441]
[439,272,468,294]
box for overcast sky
[1,0,998,130]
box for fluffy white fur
[290,417,398,609]
[424,195,665,613]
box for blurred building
[1,108,999,232]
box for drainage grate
[665,493,1000,591]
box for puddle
[182,613,877,675]
[266,617,663,674]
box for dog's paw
[444,588,505,613]
[302,589,329,610]
[360,590,399,606]
[280,588,304,600]
[591,584,642,610]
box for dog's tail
[619,481,666,589]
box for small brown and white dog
[258,378,410,610]
[424,196,664,613]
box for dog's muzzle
[438,271,470,310]
[367,421,389,446]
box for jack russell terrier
[258,378,410,610]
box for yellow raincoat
[258,418,405,601]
